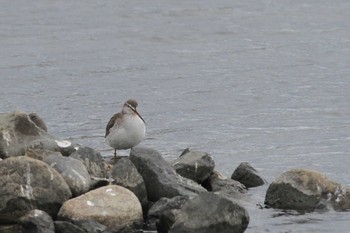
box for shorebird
[105,99,145,160]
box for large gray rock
[0,112,50,158]
[0,111,76,158]
[26,149,91,197]
[231,162,267,188]
[18,209,54,233]
[110,157,147,206]
[69,146,106,178]
[169,192,249,233]
[130,147,206,202]
[58,185,143,233]
[43,154,91,196]
[0,156,72,222]
[265,169,350,211]
[172,148,215,183]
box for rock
[0,111,51,158]
[0,156,72,222]
[28,113,48,132]
[130,147,206,202]
[331,186,350,210]
[172,148,215,183]
[0,111,75,158]
[147,196,189,230]
[231,162,267,188]
[18,209,54,233]
[25,148,60,161]
[43,154,91,196]
[54,221,86,233]
[265,169,350,211]
[169,192,249,233]
[57,185,143,233]
[157,209,180,233]
[69,145,106,178]
[110,157,148,206]
[204,171,247,196]
[28,138,77,157]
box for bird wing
[105,112,123,137]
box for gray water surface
[1,1,350,232]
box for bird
[105,99,145,161]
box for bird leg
[114,149,117,161]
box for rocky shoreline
[1,111,350,233]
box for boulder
[110,157,147,206]
[265,169,350,211]
[18,209,54,233]
[169,192,249,233]
[204,171,247,196]
[0,111,50,158]
[129,147,206,202]
[172,148,215,183]
[43,154,91,196]
[69,146,106,178]
[54,221,86,233]
[28,138,77,157]
[0,156,72,222]
[147,196,189,230]
[231,162,267,188]
[28,113,48,132]
[57,185,143,233]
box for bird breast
[106,114,145,149]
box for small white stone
[55,140,72,148]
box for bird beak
[134,109,145,123]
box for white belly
[106,115,145,150]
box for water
[1,0,350,232]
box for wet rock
[110,157,148,207]
[130,147,206,202]
[69,145,106,178]
[28,113,48,132]
[169,192,249,233]
[0,156,72,222]
[0,111,50,158]
[147,196,189,230]
[172,148,215,183]
[54,221,86,233]
[231,162,267,188]
[18,209,54,233]
[43,154,91,196]
[265,169,350,211]
[204,171,247,196]
[58,185,143,233]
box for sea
[1,1,350,232]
